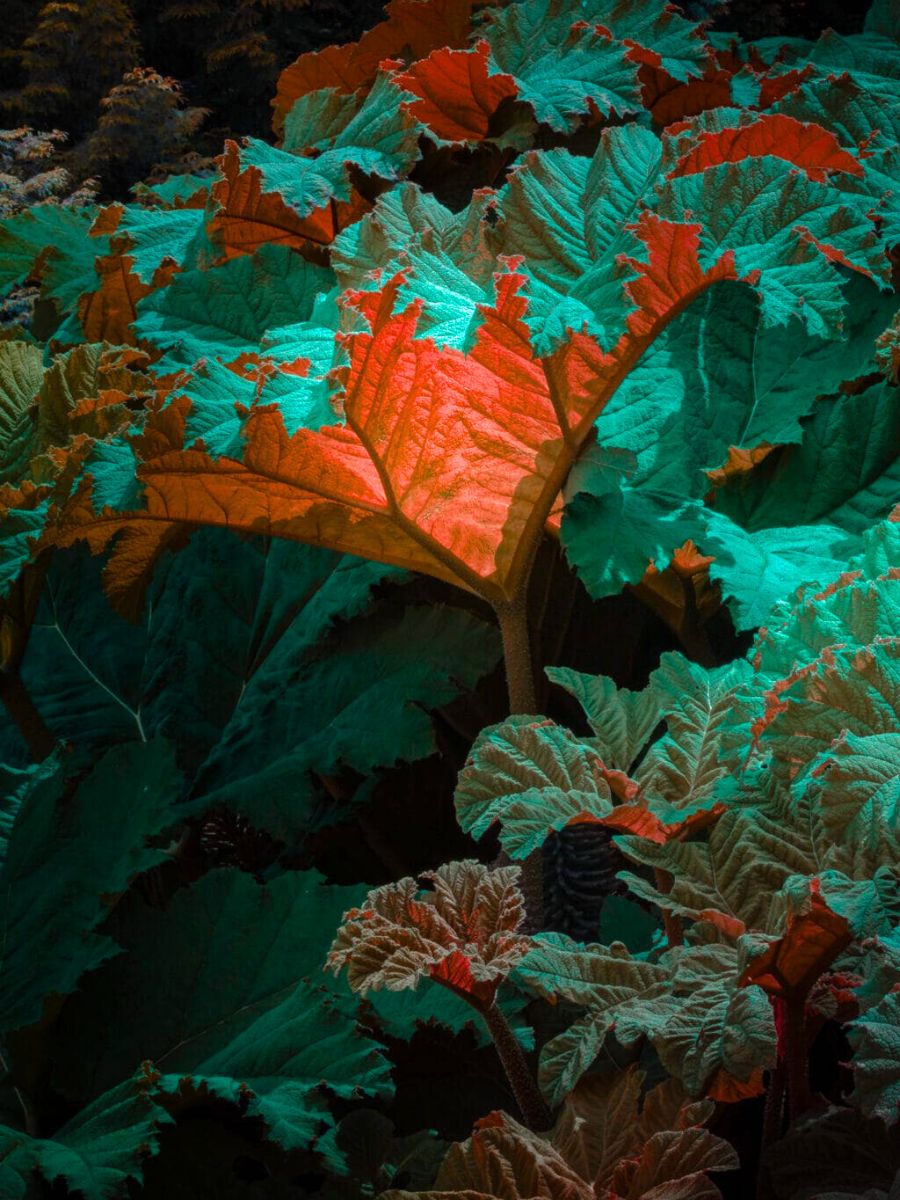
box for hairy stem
[494,594,544,928]
[495,595,537,714]
[481,1000,552,1131]
[0,670,56,762]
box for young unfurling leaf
[328,859,530,1008]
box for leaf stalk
[480,999,552,1131]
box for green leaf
[332,183,495,298]
[454,715,617,859]
[758,639,900,788]
[652,972,776,1096]
[114,205,209,283]
[516,932,670,1102]
[0,1073,172,1199]
[0,502,49,602]
[714,379,900,537]
[493,127,654,352]
[637,654,753,823]
[0,342,44,485]
[7,535,497,842]
[0,207,105,318]
[695,510,860,631]
[659,157,885,335]
[52,868,390,1155]
[811,732,900,850]
[544,665,661,771]
[0,741,180,1035]
[281,73,421,181]
[480,0,644,132]
[133,243,334,373]
[156,980,391,1152]
[192,599,499,841]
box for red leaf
[78,254,173,346]
[740,880,854,1000]
[55,212,743,612]
[396,41,519,143]
[639,62,732,127]
[671,114,864,182]
[272,0,477,133]
[208,142,369,262]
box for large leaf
[544,665,661,771]
[132,243,335,374]
[561,270,895,611]
[51,868,390,1156]
[51,192,805,608]
[0,207,106,320]
[4,534,497,841]
[272,0,477,133]
[0,1072,172,1200]
[519,935,775,1104]
[0,740,179,1035]
[454,716,623,859]
[714,379,900,538]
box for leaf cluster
[0,0,898,1196]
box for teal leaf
[133,243,334,373]
[0,741,180,1034]
[51,869,390,1155]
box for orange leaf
[77,253,173,346]
[396,41,519,143]
[208,142,370,262]
[706,1066,766,1102]
[705,443,775,486]
[671,113,864,182]
[55,216,740,610]
[273,0,477,132]
[740,880,854,1000]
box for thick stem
[0,670,56,762]
[784,995,811,1122]
[494,594,543,928]
[495,596,537,715]
[654,869,684,947]
[481,1000,552,1131]
[756,1060,786,1200]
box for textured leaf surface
[3,535,497,841]
[454,716,622,859]
[328,860,529,1008]
[133,243,334,374]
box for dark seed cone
[542,823,625,942]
